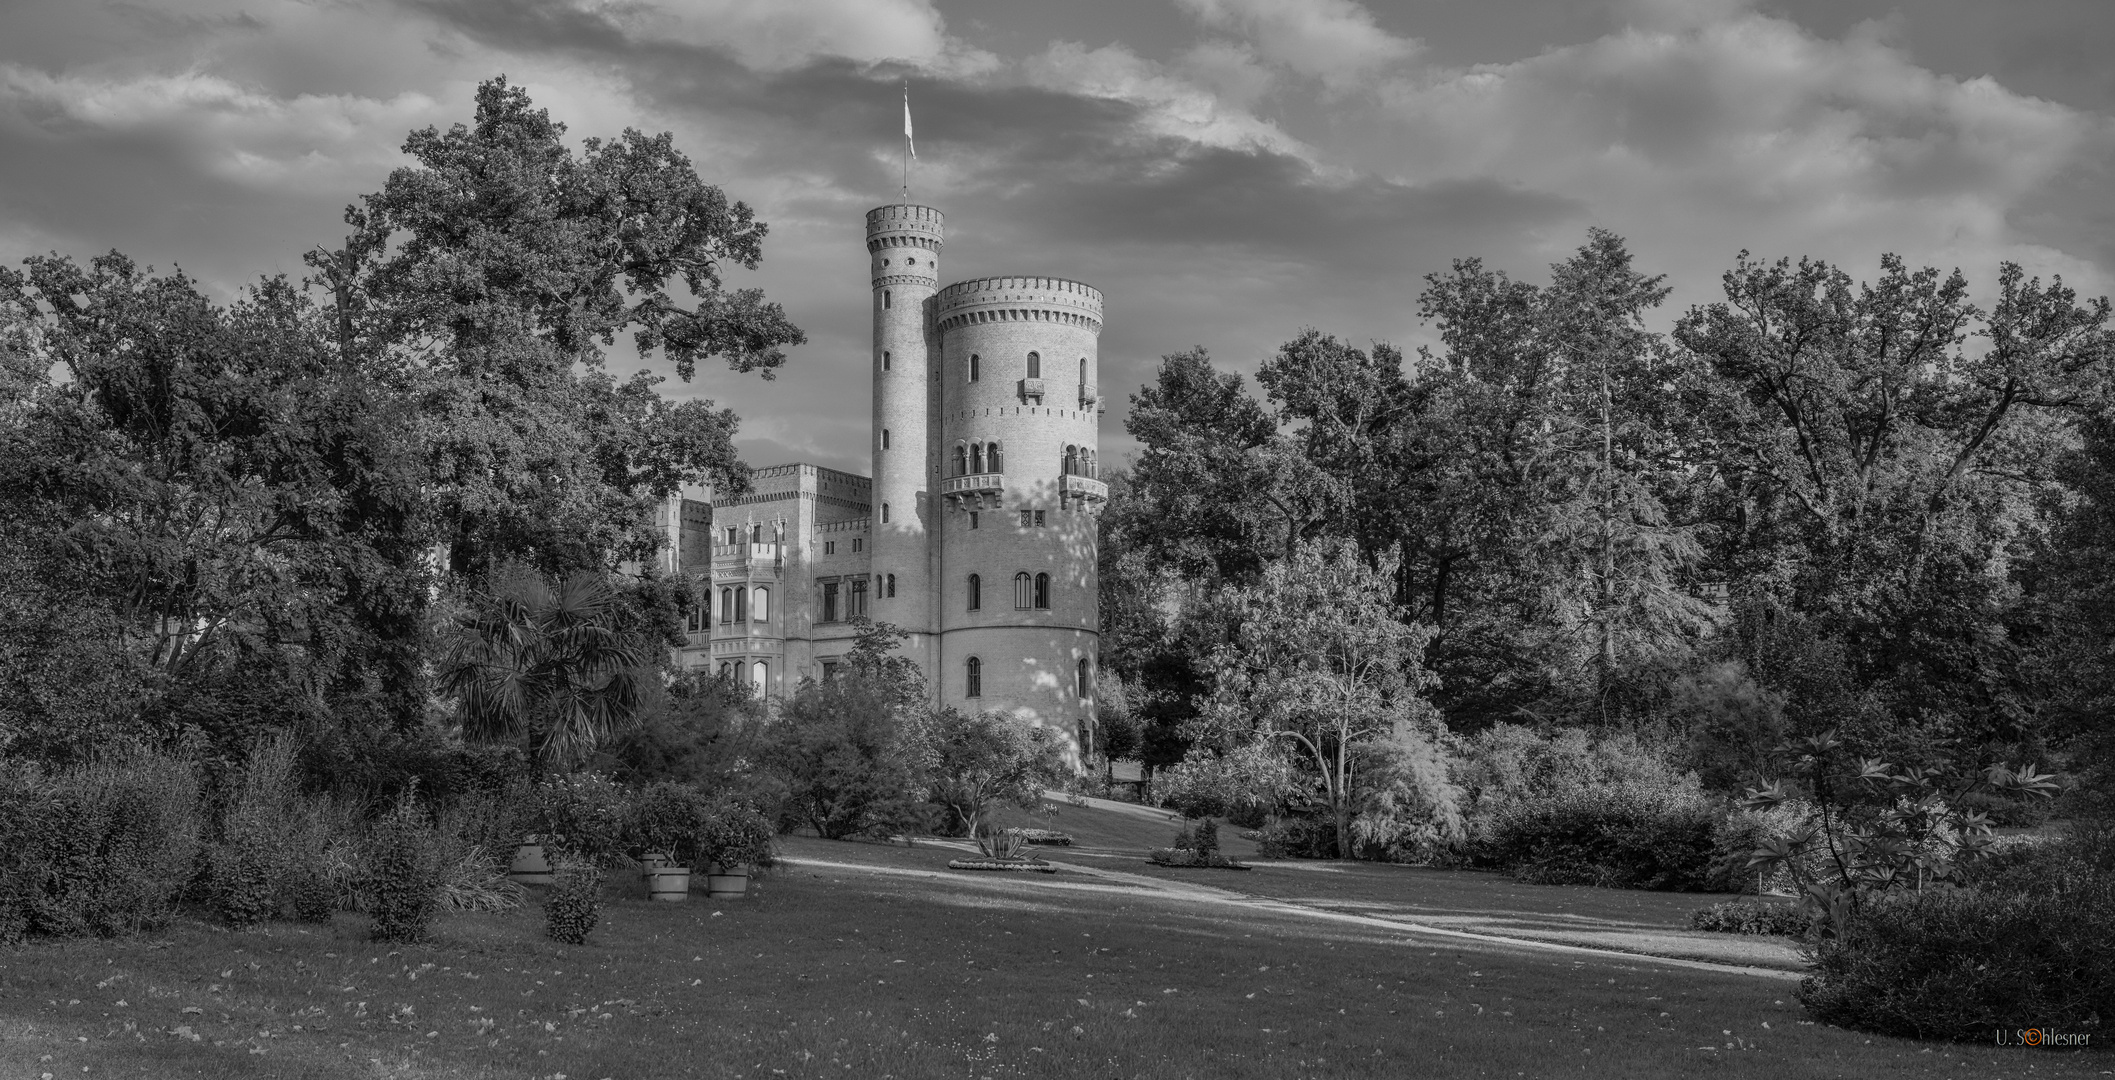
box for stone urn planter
[508,837,555,886]
[704,863,750,899]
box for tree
[441,566,654,769]
[924,709,1066,849]
[756,673,930,840]
[1195,539,1440,858]
[316,76,804,578]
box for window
[751,660,768,693]
[685,603,705,633]
[969,354,980,382]
[724,526,738,546]
[883,289,891,309]
[750,523,762,543]
[968,511,979,530]
[851,578,868,617]
[822,661,839,682]
[751,586,769,622]
[1080,356,1087,387]
[825,540,836,555]
[852,537,863,553]
[1034,510,1046,527]
[881,429,891,449]
[886,574,897,598]
[1019,509,1032,528]
[719,587,733,624]
[823,582,839,622]
[734,586,748,622]
[953,444,966,476]
[1013,571,1031,609]
[882,503,890,524]
[1078,658,1091,698]
[717,661,731,679]
[1034,572,1051,609]
[968,573,981,611]
[1027,351,1040,378]
[1064,445,1077,475]
[882,350,891,371]
[971,444,984,474]
[989,442,1002,472]
[966,656,982,698]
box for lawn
[2,832,2107,1079]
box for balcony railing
[1060,474,1109,502]
[711,542,783,566]
[1018,377,1044,403]
[1079,384,1099,409]
[940,473,1005,503]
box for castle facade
[667,203,1106,758]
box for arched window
[734,586,748,622]
[1034,572,1051,609]
[967,573,981,611]
[1078,657,1091,698]
[751,587,769,621]
[882,503,890,524]
[751,660,768,693]
[750,523,762,543]
[953,444,966,476]
[881,429,891,450]
[969,354,980,382]
[966,656,982,698]
[1063,445,1077,475]
[882,350,891,371]
[1079,356,1087,387]
[971,444,984,474]
[717,661,731,679]
[1027,351,1041,378]
[1013,572,1032,610]
[883,290,891,310]
[989,442,1003,472]
[718,587,733,624]
[886,574,896,598]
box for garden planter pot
[705,863,749,899]
[508,840,555,886]
[644,865,691,901]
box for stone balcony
[1079,384,1099,409]
[711,542,783,571]
[940,472,1005,506]
[1060,474,1108,502]
[1018,377,1044,403]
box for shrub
[1254,815,1338,859]
[925,708,1066,842]
[1690,900,1809,936]
[207,739,303,928]
[1349,732,1466,863]
[1707,801,1817,894]
[1481,784,1720,891]
[527,773,632,866]
[0,745,201,941]
[625,782,709,866]
[545,861,601,945]
[699,799,778,871]
[757,674,929,840]
[1798,873,2115,1041]
[364,792,447,944]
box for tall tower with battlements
[865,204,944,676]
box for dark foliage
[544,863,602,945]
[1481,787,1720,891]
[1690,900,1809,937]
[364,792,447,944]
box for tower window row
[963,571,1051,611]
[952,441,1004,476]
[965,352,1087,385]
[962,655,1091,700]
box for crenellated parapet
[935,276,1103,336]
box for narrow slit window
[882,503,890,524]
[969,354,980,382]
[883,290,891,309]
[1034,572,1050,609]
[886,574,897,598]
[1027,351,1040,378]
[966,657,982,698]
[1013,572,1031,609]
[968,573,981,611]
[882,350,891,371]
[882,429,891,450]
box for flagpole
[902,82,911,203]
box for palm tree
[442,570,650,769]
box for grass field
[1,818,2107,1079]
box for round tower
[933,276,1106,761]
[866,204,944,664]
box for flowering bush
[698,799,777,871]
[528,773,632,866]
[625,782,709,866]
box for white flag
[903,90,916,159]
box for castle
[663,203,1106,759]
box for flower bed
[1147,848,1249,870]
[948,858,1058,873]
[1007,828,1075,846]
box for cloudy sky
[3,0,2111,475]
